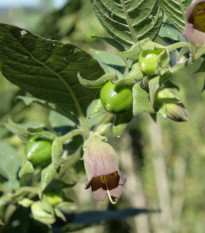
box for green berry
[100,81,133,113]
[25,137,52,166]
[139,49,164,75]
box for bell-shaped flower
[183,0,205,46]
[83,136,126,203]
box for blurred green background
[0,0,205,233]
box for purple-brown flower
[183,0,205,46]
[84,137,126,202]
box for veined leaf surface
[0,23,104,119]
[90,0,163,50]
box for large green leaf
[159,0,192,32]
[0,23,104,119]
[90,0,163,50]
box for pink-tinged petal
[183,23,205,46]
[186,0,205,20]
[84,138,119,180]
[109,185,124,198]
[92,188,107,201]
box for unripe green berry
[100,81,133,113]
[139,49,164,75]
[25,137,52,166]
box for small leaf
[132,84,154,116]
[19,160,34,177]
[41,164,57,194]
[78,72,114,89]
[90,49,128,77]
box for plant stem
[120,0,138,43]
[166,42,190,52]
[194,47,205,60]
[58,148,82,178]
[59,129,84,143]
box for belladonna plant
[183,0,205,46]
[83,136,126,204]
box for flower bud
[83,136,126,202]
[183,0,205,46]
[166,103,188,122]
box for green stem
[166,42,190,52]
[194,47,205,60]
[0,186,39,203]
[120,0,138,43]
[58,148,82,178]
[27,52,89,139]
[59,129,84,143]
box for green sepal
[18,198,34,207]
[27,129,56,141]
[31,201,55,225]
[88,98,105,118]
[112,108,133,138]
[132,83,155,116]
[18,160,34,177]
[8,118,30,142]
[54,208,66,222]
[40,164,57,195]
[149,76,160,106]
[125,63,144,81]
[120,38,164,60]
[51,138,64,170]
[77,72,115,89]
[120,38,155,60]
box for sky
[0,0,67,8]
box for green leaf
[159,0,192,32]
[132,84,154,116]
[0,23,104,118]
[0,142,21,180]
[90,49,127,78]
[19,160,34,177]
[41,164,57,194]
[90,0,163,49]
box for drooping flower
[83,136,126,203]
[183,0,205,46]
